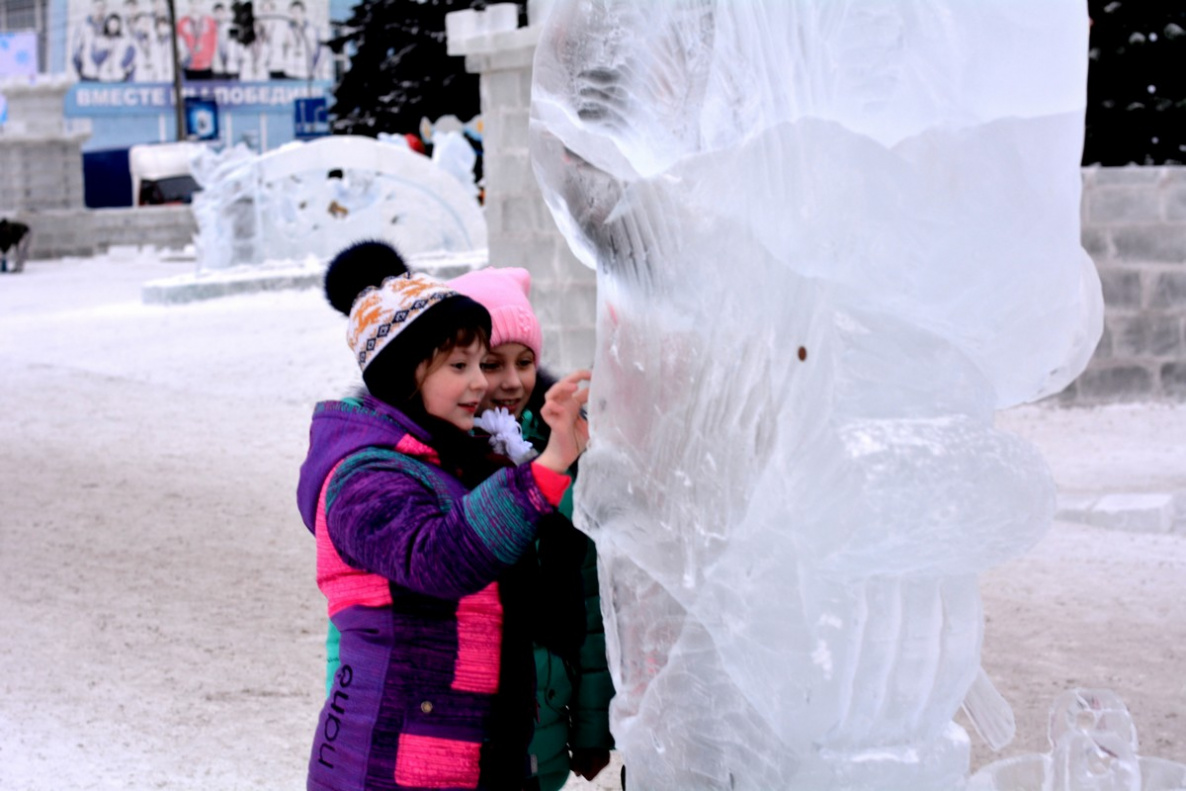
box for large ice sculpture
[189,135,485,272]
[529,2,1103,789]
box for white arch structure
[191,135,486,272]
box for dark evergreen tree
[328,0,526,137]
[1085,2,1186,165]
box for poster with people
[66,0,333,86]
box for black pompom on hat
[324,240,409,316]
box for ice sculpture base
[970,756,1186,791]
[140,249,487,305]
[791,723,971,791]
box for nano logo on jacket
[317,664,354,769]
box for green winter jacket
[530,481,615,791]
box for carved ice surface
[969,689,1186,791]
[189,136,485,272]
[529,2,1102,789]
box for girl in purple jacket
[297,241,590,791]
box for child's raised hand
[535,369,592,474]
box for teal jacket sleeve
[325,621,341,696]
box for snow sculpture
[970,689,1186,791]
[189,135,486,272]
[431,130,481,201]
[530,2,1103,789]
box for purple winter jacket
[297,396,564,791]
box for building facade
[1,0,351,173]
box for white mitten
[474,407,538,465]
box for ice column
[529,2,1103,790]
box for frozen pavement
[1005,403,1186,534]
[0,252,1182,790]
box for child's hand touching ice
[536,369,592,473]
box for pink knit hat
[450,267,542,360]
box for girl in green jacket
[453,267,615,791]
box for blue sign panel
[294,96,329,138]
[185,97,220,140]
[65,80,331,116]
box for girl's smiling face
[479,343,538,418]
[415,340,488,431]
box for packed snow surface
[0,255,1182,791]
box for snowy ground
[1,251,1183,791]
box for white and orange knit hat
[346,272,459,370]
[449,267,542,360]
[324,240,489,375]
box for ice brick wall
[1070,166,1186,403]
[0,138,86,211]
[471,26,1186,402]
[457,25,598,375]
[0,78,88,212]
[10,205,196,259]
